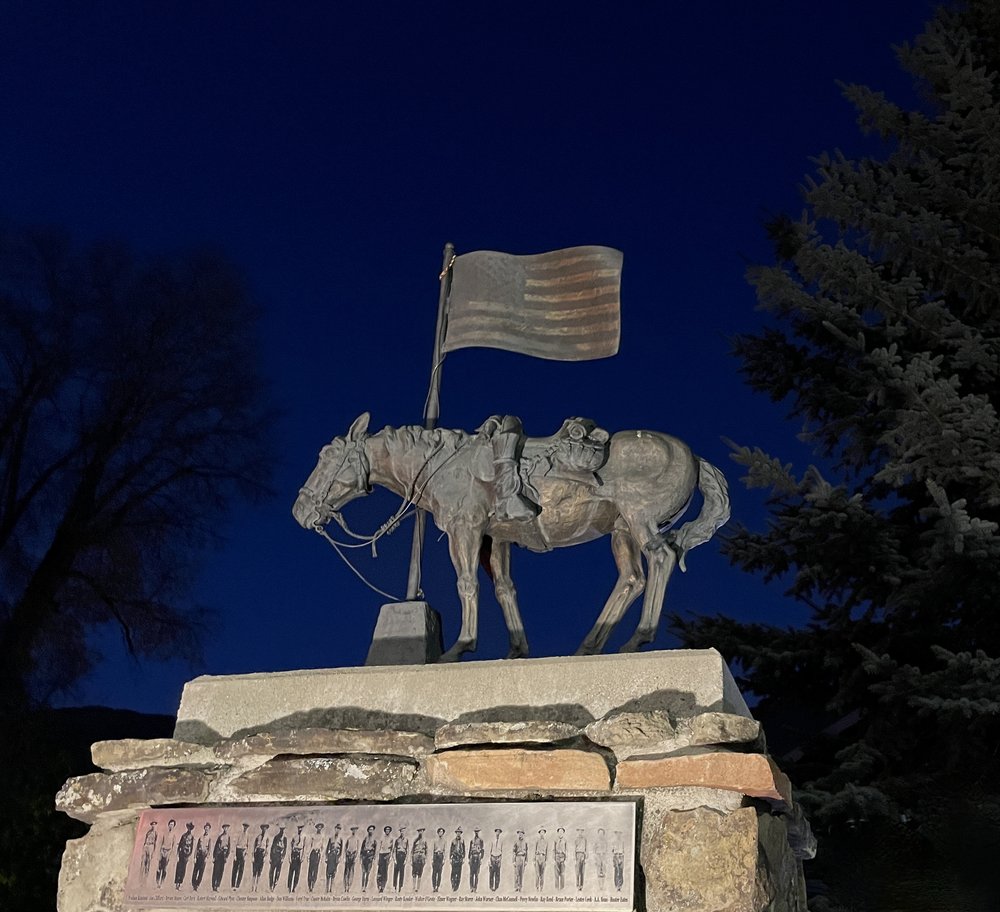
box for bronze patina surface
[294,414,729,662]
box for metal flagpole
[405,242,455,600]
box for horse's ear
[347,412,371,440]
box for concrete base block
[365,600,443,665]
[174,648,750,743]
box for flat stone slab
[226,756,419,802]
[214,727,434,762]
[434,719,580,750]
[175,649,750,742]
[91,737,217,771]
[425,748,610,792]
[584,709,677,757]
[687,712,762,748]
[56,768,213,824]
[616,751,792,807]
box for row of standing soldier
[140,819,627,895]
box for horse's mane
[378,424,473,462]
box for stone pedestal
[173,647,749,742]
[365,600,443,665]
[56,650,813,912]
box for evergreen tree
[674,0,1000,837]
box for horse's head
[293,412,372,530]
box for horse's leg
[576,525,645,655]
[488,539,529,659]
[620,534,677,653]
[439,525,483,663]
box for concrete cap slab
[174,649,750,743]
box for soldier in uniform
[287,824,305,892]
[268,825,287,892]
[156,819,176,889]
[574,828,587,891]
[360,825,377,892]
[594,828,608,887]
[174,822,195,891]
[488,827,503,892]
[611,830,625,892]
[533,827,548,892]
[431,827,447,892]
[392,826,409,892]
[553,827,567,891]
[467,827,484,892]
[251,824,270,892]
[449,827,466,892]
[140,820,158,878]
[191,823,211,891]
[307,821,324,892]
[325,823,343,893]
[232,823,250,890]
[513,829,529,892]
[343,825,359,891]
[410,826,427,891]
[211,822,231,892]
[376,825,393,893]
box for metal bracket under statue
[294,412,730,662]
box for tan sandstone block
[641,805,805,912]
[616,751,791,807]
[91,737,217,771]
[56,769,213,825]
[426,748,610,792]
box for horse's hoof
[439,641,475,663]
[574,642,600,656]
[619,636,651,653]
[506,642,529,659]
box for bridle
[302,433,411,601]
[299,435,371,528]
[304,430,470,601]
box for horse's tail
[668,457,731,572]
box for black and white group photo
[124,802,635,909]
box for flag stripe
[523,284,620,304]
[450,300,619,327]
[443,246,622,361]
[453,292,619,315]
[524,268,621,288]
[528,252,615,271]
[445,329,620,361]
[446,312,619,338]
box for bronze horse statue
[293,413,730,661]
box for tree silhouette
[0,224,274,705]
[674,0,1000,829]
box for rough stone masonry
[56,650,814,912]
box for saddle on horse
[474,416,611,521]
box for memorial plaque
[124,801,636,910]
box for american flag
[442,246,622,362]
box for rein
[311,434,466,601]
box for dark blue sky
[1,1,933,714]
